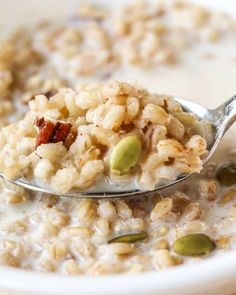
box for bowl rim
[0,250,235,295]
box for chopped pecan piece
[35,119,56,148]
[34,117,72,148]
[51,122,72,143]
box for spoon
[3,94,236,198]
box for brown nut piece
[34,117,72,148]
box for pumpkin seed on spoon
[110,135,142,176]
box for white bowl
[0,0,236,294]
[1,251,236,295]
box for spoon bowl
[3,95,236,198]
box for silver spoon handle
[211,94,236,136]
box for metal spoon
[3,95,236,198]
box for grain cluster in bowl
[0,0,236,276]
[0,168,234,275]
[0,0,235,120]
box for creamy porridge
[0,81,209,193]
[0,0,236,275]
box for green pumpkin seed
[216,163,236,186]
[108,232,147,243]
[173,234,215,256]
[110,135,142,175]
